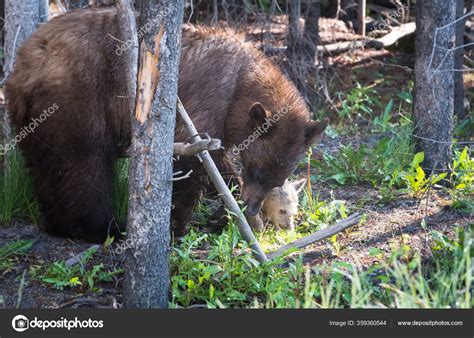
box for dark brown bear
[6,8,327,242]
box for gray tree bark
[413,0,456,172]
[2,0,41,170]
[124,0,184,308]
[357,0,366,36]
[454,0,465,119]
[286,0,320,102]
[303,0,320,64]
[39,0,49,22]
[4,1,40,79]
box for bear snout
[241,187,265,216]
[245,202,261,217]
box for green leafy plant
[372,99,395,132]
[451,147,473,193]
[336,83,379,122]
[401,152,447,198]
[449,147,474,214]
[39,246,122,292]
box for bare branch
[177,98,268,263]
[267,213,362,259]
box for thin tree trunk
[413,0,456,172]
[124,0,184,308]
[303,0,320,63]
[286,0,320,103]
[2,0,40,170]
[286,0,305,95]
[287,0,302,51]
[357,0,366,36]
[39,0,49,22]
[454,0,465,119]
[212,0,218,24]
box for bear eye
[279,209,287,215]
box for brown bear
[6,8,327,242]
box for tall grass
[113,158,130,224]
[0,150,40,225]
[0,151,130,226]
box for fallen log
[375,22,416,48]
[263,22,416,57]
[266,213,362,259]
[319,22,416,55]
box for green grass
[0,151,130,226]
[113,158,130,224]
[0,239,34,273]
[0,150,40,225]
[170,221,472,308]
[255,188,350,252]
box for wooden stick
[118,138,222,158]
[173,138,222,156]
[176,98,268,263]
[266,213,362,259]
[65,245,100,267]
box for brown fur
[6,8,327,242]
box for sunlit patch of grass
[256,188,350,252]
[170,215,472,308]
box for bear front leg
[202,155,241,233]
[171,158,205,239]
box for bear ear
[304,118,329,146]
[249,102,270,125]
[291,178,307,194]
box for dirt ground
[0,17,473,309]
[1,154,470,309]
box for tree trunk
[39,0,49,22]
[357,0,366,36]
[286,0,320,103]
[2,0,41,170]
[454,0,465,119]
[303,0,320,63]
[413,0,456,172]
[286,0,304,95]
[124,0,184,308]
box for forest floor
[0,17,473,309]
